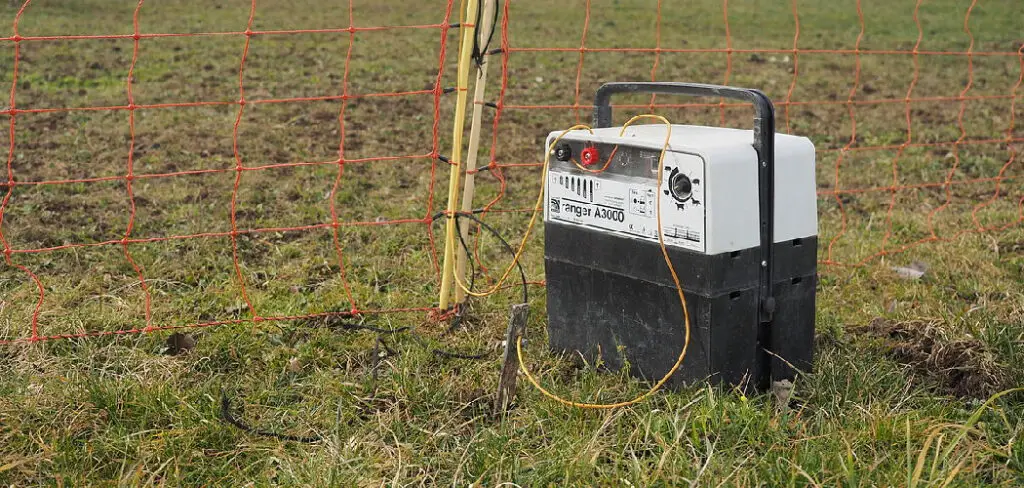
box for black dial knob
[669,172,692,201]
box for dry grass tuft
[856,318,1011,400]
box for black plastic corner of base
[766,271,817,383]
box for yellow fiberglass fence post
[438,0,480,311]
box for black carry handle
[593,82,788,383]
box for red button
[580,146,599,166]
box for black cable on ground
[220,390,322,443]
[325,320,411,335]
[434,349,489,360]
[320,315,492,361]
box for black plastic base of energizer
[543,221,816,393]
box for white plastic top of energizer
[543,124,817,255]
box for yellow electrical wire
[514,114,692,409]
[447,111,690,408]
[448,124,594,298]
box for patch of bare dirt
[855,318,1010,400]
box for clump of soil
[855,318,1010,400]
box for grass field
[1,0,1023,485]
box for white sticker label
[544,152,706,252]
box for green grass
[1,0,1023,485]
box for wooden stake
[494,303,529,414]
[454,0,498,305]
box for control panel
[543,139,706,253]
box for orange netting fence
[456,0,1023,295]
[0,0,463,343]
[0,0,1021,344]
